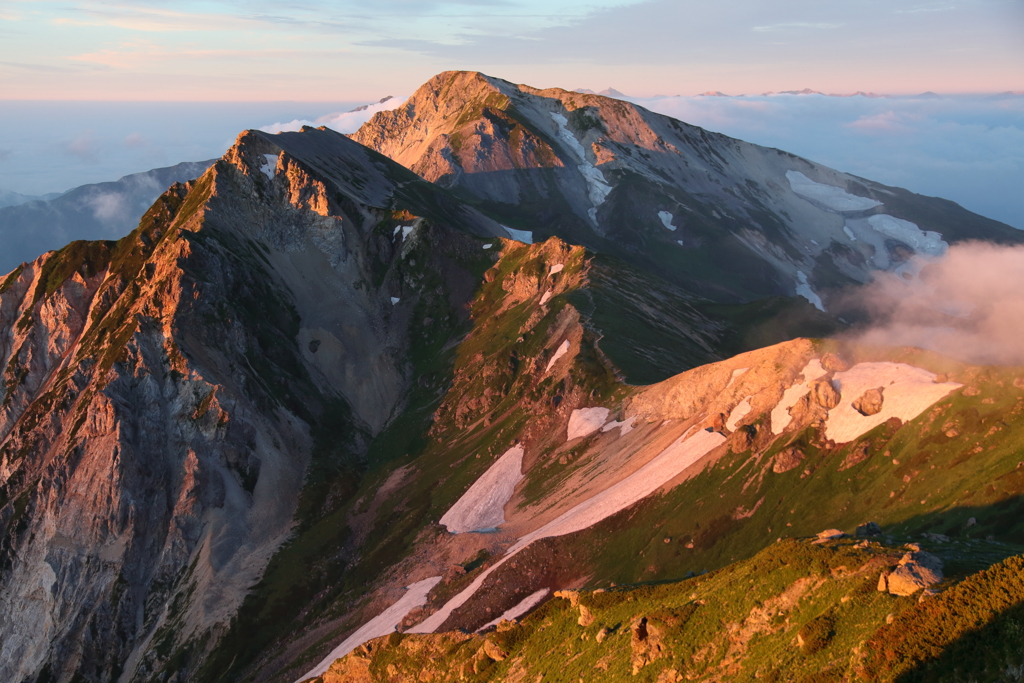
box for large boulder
[879,552,944,596]
[856,521,882,537]
[853,387,885,416]
[809,379,841,409]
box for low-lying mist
[838,241,1024,367]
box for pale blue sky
[1,0,1021,99]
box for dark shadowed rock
[856,521,882,537]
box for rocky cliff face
[0,126,505,683]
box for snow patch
[545,339,570,373]
[540,290,552,306]
[727,367,750,388]
[825,363,961,443]
[568,407,610,440]
[726,398,752,432]
[503,226,533,244]
[259,154,277,180]
[390,297,400,305]
[511,428,725,554]
[298,576,442,681]
[479,589,549,631]
[393,226,401,236]
[795,270,825,312]
[867,214,946,258]
[602,416,636,436]
[549,263,564,275]
[550,112,612,224]
[786,170,882,212]
[482,243,493,249]
[440,446,525,533]
[410,429,725,634]
[771,359,827,434]
[843,224,858,241]
[676,240,684,246]
[658,211,677,231]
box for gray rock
[886,551,944,596]
[856,521,882,537]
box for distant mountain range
[0,160,214,274]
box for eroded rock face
[0,126,501,683]
[630,616,665,674]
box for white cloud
[260,96,407,135]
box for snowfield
[601,416,635,436]
[771,359,827,434]
[549,263,564,275]
[298,576,442,682]
[439,446,525,533]
[410,428,726,634]
[786,170,882,212]
[658,211,677,230]
[540,290,553,306]
[510,428,725,554]
[567,407,610,440]
[826,362,962,443]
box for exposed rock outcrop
[854,387,885,416]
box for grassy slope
[320,538,1024,683]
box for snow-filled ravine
[439,446,525,533]
[550,112,612,224]
[478,589,550,631]
[409,427,725,634]
[259,154,277,180]
[297,576,442,682]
